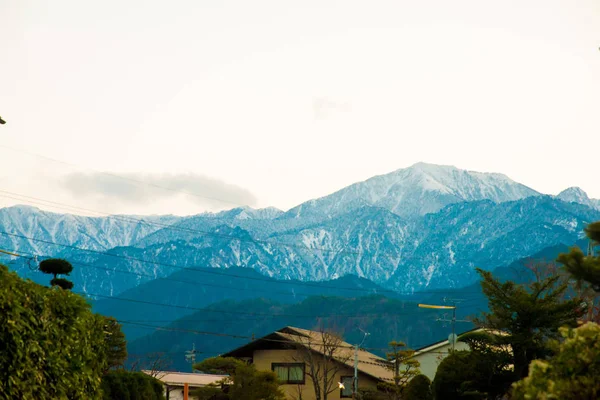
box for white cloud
[61,172,257,209]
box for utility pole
[185,343,198,371]
[353,329,370,399]
[418,301,469,351]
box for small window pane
[273,366,288,382]
[341,376,353,397]
[289,366,303,382]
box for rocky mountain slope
[557,187,600,211]
[283,162,540,220]
[3,164,599,297]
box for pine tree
[558,221,600,291]
[376,341,420,400]
[475,268,582,380]
[39,258,74,290]
[512,322,600,399]
[102,317,128,373]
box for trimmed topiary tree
[39,258,74,290]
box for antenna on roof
[185,343,198,372]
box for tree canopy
[39,258,74,290]
[403,374,432,400]
[558,221,600,291]
[103,317,128,373]
[0,264,108,399]
[475,267,581,379]
[512,322,600,399]
[101,370,164,400]
[192,357,284,400]
[376,340,420,400]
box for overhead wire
[77,291,482,320]
[0,230,484,296]
[3,245,484,319]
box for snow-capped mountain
[3,163,600,296]
[283,162,540,220]
[557,187,600,211]
[12,196,598,296]
[0,205,183,255]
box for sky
[1,0,599,216]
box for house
[142,370,228,400]
[411,328,512,380]
[221,326,394,400]
[410,330,476,380]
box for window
[340,376,354,398]
[271,363,305,384]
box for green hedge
[101,370,164,400]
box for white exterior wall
[411,341,471,381]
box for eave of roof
[221,326,394,382]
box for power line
[0,189,424,260]
[118,320,478,356]
[0,230,483,296]
[79,291,481,319]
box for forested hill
[126,295,476,372]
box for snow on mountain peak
[284,163,540,219]
[557,187,599,210]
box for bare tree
[291,328,352,400]
[128,352,172,379]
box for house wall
[412,341,470,381]
[252,349,380,400]
[165,385,200,400]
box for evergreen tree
[512,322,600,399]
[39,258,74,290]
[103,317,128,373]
[376,340,420,400]
[100,370,164,400]
[192,357,284,400]
[404,374,432,400]
[432,351,485,400]
[558,221,600,291]
[475,267,582,380]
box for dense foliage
[403,374,432,400]
[103,316,128,373]
[512,322,600,399]
[193,357,284,400]
[0,265,107,399]
[558,221,600,291]
[128,296,452,371]
[432,351,486,400]
[100,370,164,400]
[509,221,600,398]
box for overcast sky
[1,0,599,216]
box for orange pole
[183,383,189,400]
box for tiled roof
[234,326,395,382]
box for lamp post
[352,329,370,399]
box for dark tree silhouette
[39,258,74,290]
